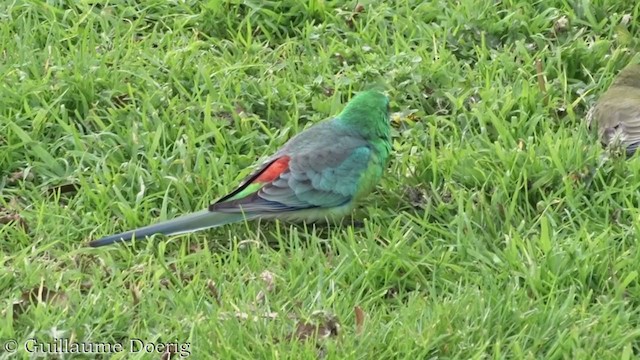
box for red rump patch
[255,156,290,182]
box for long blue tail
[89,210,250,247]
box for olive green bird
[89,90,391,247]
[590,64,640,156]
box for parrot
[589,64,640,157]
[88,90,392,247]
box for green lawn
[2,0,640,359]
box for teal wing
[211,144,372,213]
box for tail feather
[88,210,251,247]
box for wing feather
[213,145,371,213]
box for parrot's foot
[349,220,366,228]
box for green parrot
[89,90,391,247]
[590,64,640,156]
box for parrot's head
[611,64,640,89]
[338,90,390,140]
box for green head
[611,64,640,89]
[337,90,390,140]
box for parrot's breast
[353,144,389,201]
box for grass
[2,0,640,358]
